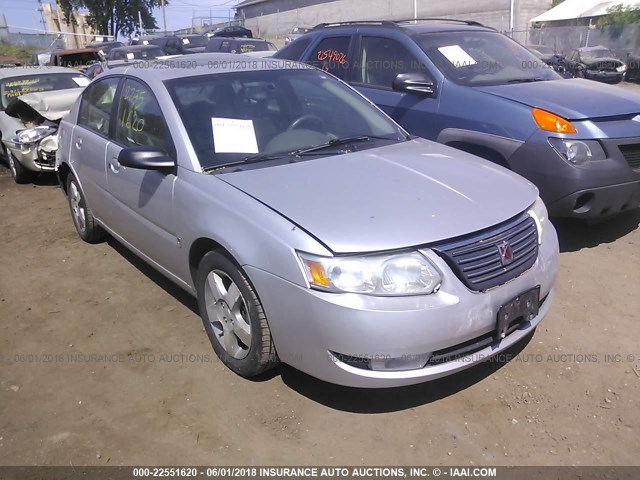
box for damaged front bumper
[6,127,59,172]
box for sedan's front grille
[432,214,538,291]
[619,144,640,170]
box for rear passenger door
[71,76,120,222]
[351,35,441,140]
[307,36,354,81]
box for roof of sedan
[113,53,309,81]
[0,65,82,79]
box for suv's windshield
[166,68,406,169]
[0,73,87,108]
[59,52,100,68]
[416,31,560,86]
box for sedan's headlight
[528,197,548,245]
[298,251,442,296]
[548,138,606,165]
[617,64,627,73]
[15,126,57,145]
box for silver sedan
[56,54,558,387]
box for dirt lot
[1,132,639,467]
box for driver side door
[105,78,182,278]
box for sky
[0,0,241,34]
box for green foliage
[57,0,165,38]
[597,5,640,26]
[0,41,37,65]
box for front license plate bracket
[496,286,540,342]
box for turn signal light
[532,108,577,134]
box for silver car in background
[56,55,558,388]
[0,66,88,183]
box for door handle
[109,158,120,173]
[75,137,82,149]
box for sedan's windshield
[416,31,560,86]
[0,73,87,108]
[166,68,406,169]
[581,48,615,60]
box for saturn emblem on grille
[497,240,514,266]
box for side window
[220,40,230,52]
[115,79,168,150]
[78,76,119,136]
[276,37,312,61]
[356,37,423,89]
[310,36,351,80]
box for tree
[597,4,640,26]
[58,0,165,39]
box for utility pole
[509,0,515,36]
[138,10,143,35]
[161,0,167,32]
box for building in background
[531,0,640,26]
[41,2,95,49]
[235,0,554,39]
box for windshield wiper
[203,153,290,173]
[507,77,546,83]
[292,135,392,155]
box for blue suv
[275,19,640,219]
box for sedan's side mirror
[118,147,175,171]
[392,72,436,97]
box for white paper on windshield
[127,52,135,59]
[95,36,104,42]
[182,38,190,44]
[438,45,477,68]
[142,40,149,45]
[211,117,259,154]
[73,77,90,87]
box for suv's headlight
[298,251,442,296]
[548,138,606,165]
[15,126,56,145]
[528,197,548,245]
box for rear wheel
[7,152,32,184]
[66,173,106,243]
[196,250,278,377]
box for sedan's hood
[219,139,537,253]
[5,88,84,122]
[476,79,640,120]
[582,57,623,70]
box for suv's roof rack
[395,18,486,27]
[312,18,488,31]
[312,20,399,30]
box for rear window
[181,36,207,47]
[59,52,100,68]
[0,73,88,108]
[230,41,275,53]
[109,47,164,60]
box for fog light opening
[573,193,594,214]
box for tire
[7,152,32,184]
[575,69,585,79]
[66,173,106,243]
[196,250,278,377]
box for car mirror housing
[392,73,436,97]
[118,146,175,171]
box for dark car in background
[206,25,253,38]
[276,19,640,219]
[84,41,124,57]
[107,44,165,61]
[566,46,627,84]
[626,52,640,82]
[205,37,276,54]
[177,35,208,53]
[129,35,159,46]
[526,44,570,78]
[149,35,206,55]
[285,27,310,45]
[49,48,101,72]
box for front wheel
[196,250,278,377]
[7,152,32,184]
[66,173,106,243]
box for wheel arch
[437,128,524,170]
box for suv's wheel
[575,69,585,78]
[7,152,32,184]
[66,173,106,243]
[196,250,278,377]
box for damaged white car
[0,66,89,183]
